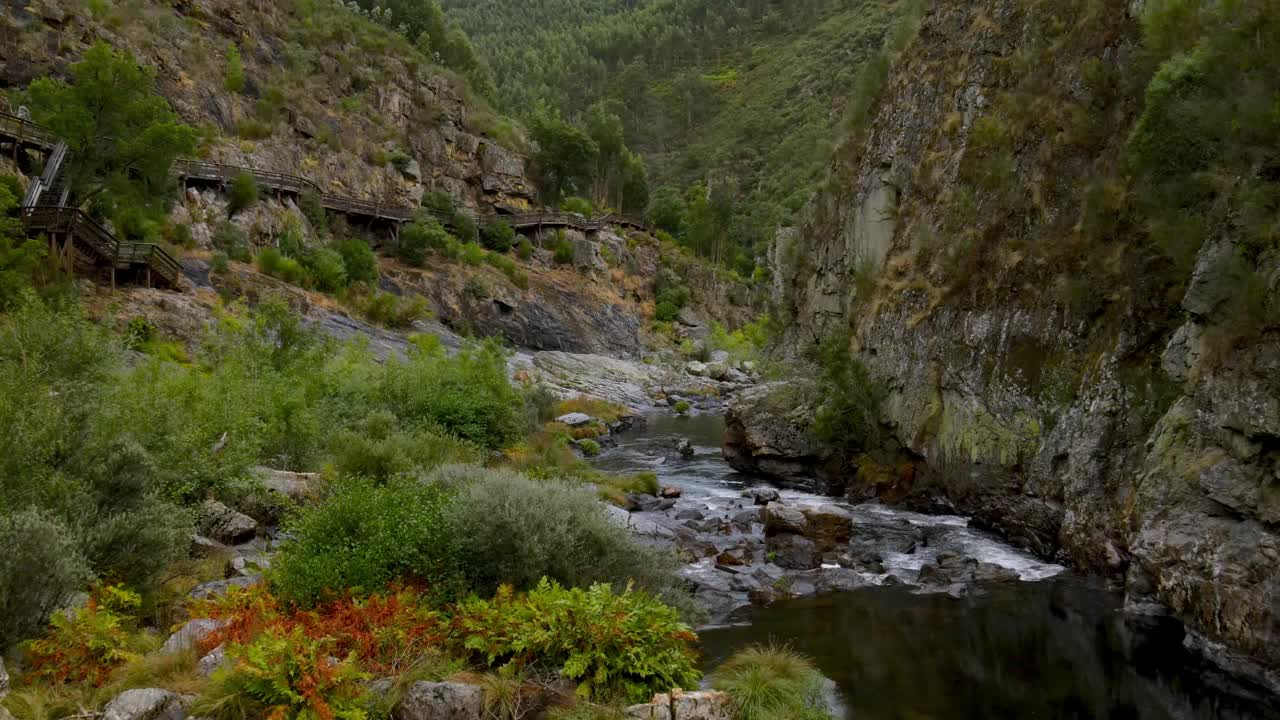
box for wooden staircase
[2,108,650,291]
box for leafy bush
[336,239,378,285]
[224,43,245,92]
[452,212,480,246]
[300,191,328,237]
[461,242,486,266]
[227,172,259,215]
[452,579,700,703]
[654,301,679,322]
[481,220,516,252]
[351,289,429,329]
[577,439,601,457]
[258,247,306,285]
[516,238,534,260]
[399,218,455,267]
[673,400,691,415]
[383,339,524,449]
[195,625,370,720]
[552,235,574,265]
[211,250,230,274]
[711,645,833,720]
[212,222,251,262]
[24,586,145,687]
[560,196,594,216]
[272,477,458,607]
[810,332,883,461]
[305,247,348,292]
[422,190,455,215]
[0,511,91,649]
[445,470,680,598]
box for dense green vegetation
[441,0,909,266]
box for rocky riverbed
[600,414,1280,719]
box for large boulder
[801,505,854,553]
[763,503,807,536]
[198,500,257,545]
[100,689,188,720]
[255,466,319,504]
[766,533,820,570]
[0,656,8,699]
[392,681,484,720]
[723,382,829,482]
[160,618,226,654]
[626,690,733,720]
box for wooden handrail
[0,110,57,149]
[22,207,179,288]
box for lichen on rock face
[767,0,1280,687]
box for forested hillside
[443,0,912,269]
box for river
[593,414,1280,720]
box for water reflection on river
[595,414,1280,720]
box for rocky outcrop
[100,689,188,720]
[625,690,734,720]
[197,500,257,546]
[723,382,830,484]
[392,681,485,720]
[0,0,534,215]
[772,0,1280,690]
[160,618,225,655]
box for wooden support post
[111,267,116,291]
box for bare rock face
[392,681,485,720]
[625,690,734,720]
[160,618,226,654]
[768,0,1279,690]
[723,382,829,482]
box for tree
[647,186,686,235]
[621,150,649,216]
[529,108,598,204]
[0,182,45,310]
[585,102,625,207]
[25,43,196,224]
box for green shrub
[0,510,91,649]
[272,477,458,606]
[552,234,574,265]
[452,212,480,246]
[444,469,680,598]
[227,172,259,215]
[577,439,601,457]
[422,190,455,215]
[810,332,883,462]
[481,220,516,252]
[195,626,370,720]
[299,191,328,237]
[461,242,486,266]
[212,222,251,262]
[383,338,524,449]
[516,238,534,261]
[211,250,230,274]
[24,585,145,687]
[711,645,834,720]
[399,218,452,267]
[258,247,306,285]
[224,43,245,93]
[305,248,348,292]
[673,400,691,415]
[353,290,429,329]
[336,238,378,285]
[654,301,679,322]
[452,578,700,703]
[560,196,594,216]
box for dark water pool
[595,414,1280,720]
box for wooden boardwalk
[2,109,649,291]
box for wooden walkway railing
[3,113,650,291]
[0,110,57,152]
[22,207,180,288]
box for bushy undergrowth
[444,470,680,599]
[711,645,833,720]
[272,478,458,607]
[809,332,883,462]
[451,579,700,704]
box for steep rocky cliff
[766,0,1279,692]
[0,0,533,213]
